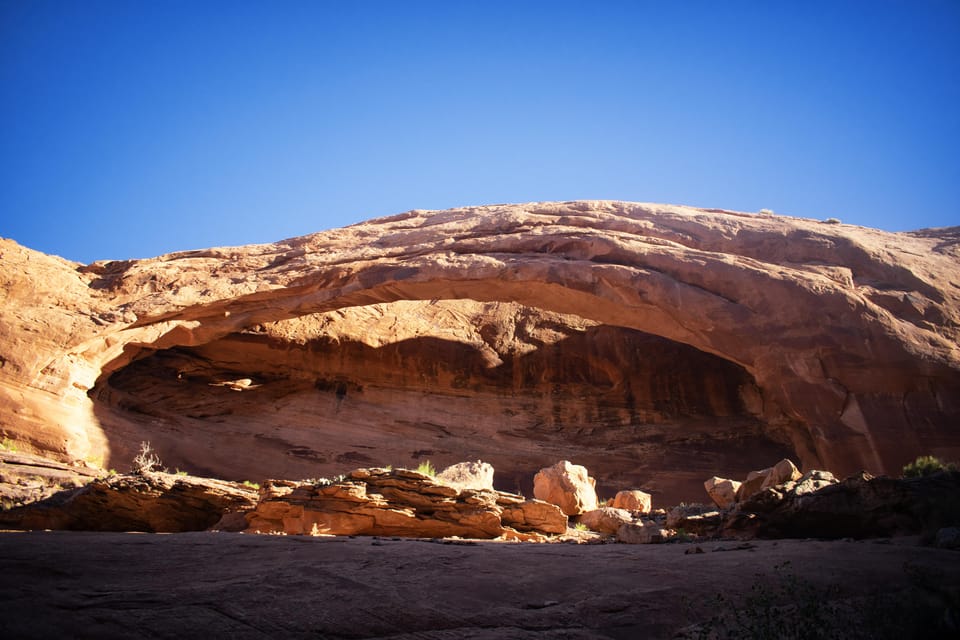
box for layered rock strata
[0,469,258,532]
[2,201,958,502]
[244,467,568,539]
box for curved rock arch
[5,201,960,491]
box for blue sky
[2,1,958,263]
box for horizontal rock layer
[245,467,567,539]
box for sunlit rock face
[94,300,793,501]
[1,201,958,504]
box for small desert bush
[242,480,260,489]
[132,441,163,474]
[416,460,436,477]
[0,437,17,452]
[574,522,589,532]
[902,455,956,478]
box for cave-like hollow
[90,300,796,504]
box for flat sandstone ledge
[0,531,956,639]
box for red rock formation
[244,467,567,538]
[0,470,258,532]
[1,201,958,504]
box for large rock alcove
[92,300,795,501]
[1,201,958,503]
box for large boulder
[436,460,495,492]
[499,497,568,535]
[612,489,652,514]
[533,461,598,516]
[704,476,741,509]
[737,459,803,501]
[578,507,633,534]
[761,459,803,490]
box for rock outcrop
[2,201,959,504]
[244,467,567,539]
[0,450,100,510]
[726,470,960,539]
[0,470,258,532]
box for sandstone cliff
[1,201,958,503]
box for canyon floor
[1,531,957,639]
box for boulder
[737,459,803,501]
[533,461,598,516]
[786,469,837,496]
[704,476,741,509]
[760,458,802,491]
[736,467,772,502]
[499,497,568,535]
[436,460,495,492]
[612,490,652,514]
[578,507,633,534]
[617,521,671,544]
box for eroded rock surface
[0,470,258,532]
[2,201,959,504]
[727,470,960,539]
[245,467,567,539]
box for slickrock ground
[1,531,957,639]
[2,201,959,503]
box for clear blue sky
[2,1,958,263]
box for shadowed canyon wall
[1,201,958,503]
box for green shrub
[902,455,955,478]
[416,460,436,477]
[242,480,260,489]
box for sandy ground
[0,531,957,639]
